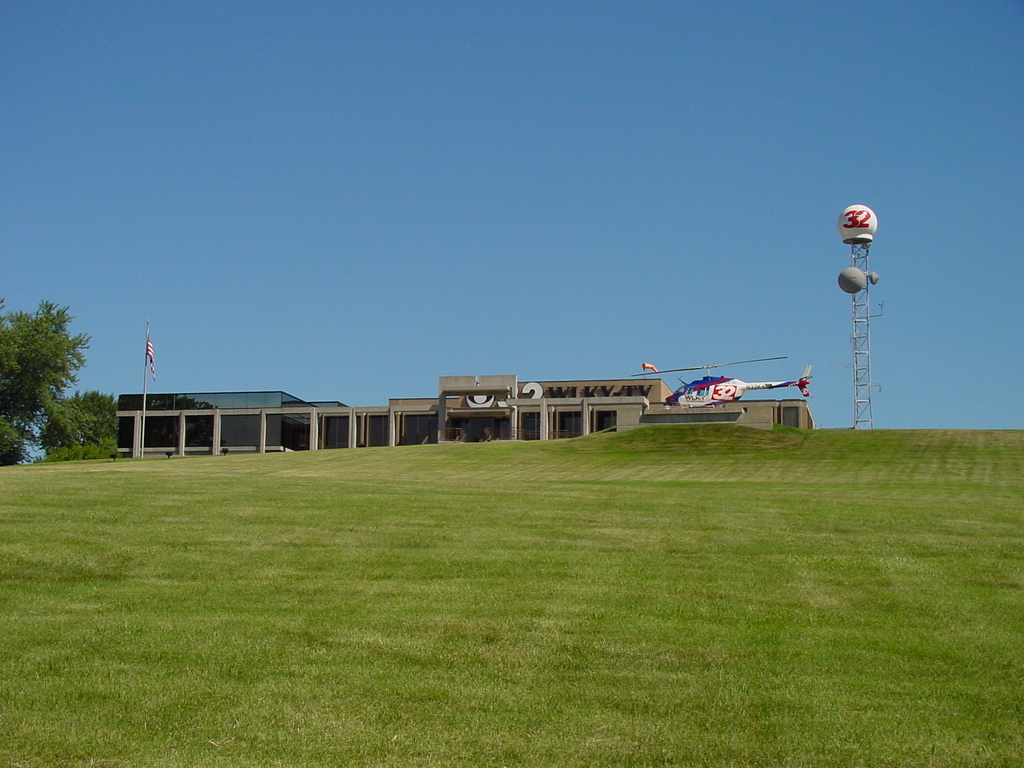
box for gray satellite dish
[838,266,867,294]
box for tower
[837,205,880,429]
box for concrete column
[308,409,319,451]
[259,410,267,453]
[580,400,590,437]
[437,395,448,443]
[348,409,358,448]
[539,399,549,440]
[177,413,186,456]
[212,410,222,455]
[132,412,143,458]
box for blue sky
[3,1,1022,429]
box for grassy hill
[2,426,1023,767]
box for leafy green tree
[0,300,89,465]
[37,442,117,463]
[38,390,117,462]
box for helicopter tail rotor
[797,365,813,397]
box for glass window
[185,415,214,447]
[238,393,260,409]
[556,411,582,439]
[448,417,507,443]
[367,415,389,447]
[117,394,143,410]
[594,410,617,432]
[118,391,317,412]
[178,395,215,410]
[267,413,310,451]
[117,416,135,449]
[520,412,540,440]
[220,414,261,448]
[782,406,802,428]
[143,415,178,448]
[321,415,350,448]
[401,414,438,445]
[146,394,177,410]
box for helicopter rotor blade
[710,356,788,369]
[634,356,788,376]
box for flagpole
[141,321,149,458]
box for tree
[38,390,117,462]
[0,300,89,465]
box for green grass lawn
[2,426,1023,767]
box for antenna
[836,205,880,428]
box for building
[116,374,815,458]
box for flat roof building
[117,375,815,458]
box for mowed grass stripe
[1,425,1023,767]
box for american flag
[146,332,156,380]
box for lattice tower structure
[850,242,874,429]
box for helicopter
[633,357,812,407]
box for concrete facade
[117,375,815,458]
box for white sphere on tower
[837,204,878,244]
